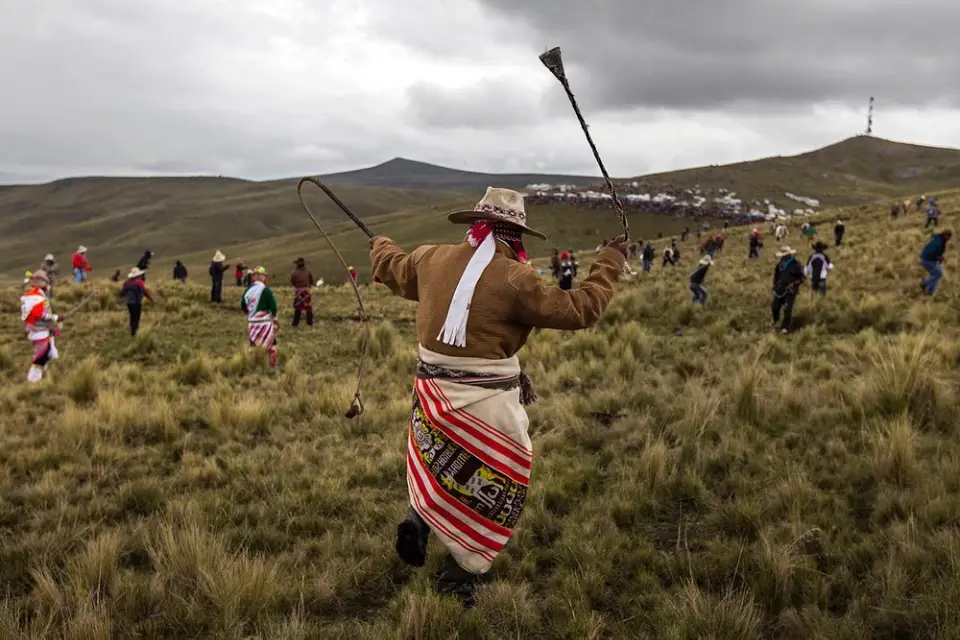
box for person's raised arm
[510,238,627,330]
[369,236,428,302]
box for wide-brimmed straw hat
[212,250,226,262]
[447,187,547,240]
[44,254,55,262]
[77,245,87,253]
[31,269,50,284]
[127,267,145,279]
[776,246,797,257]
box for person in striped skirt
[241,266,279,367]
[370,187,627,607]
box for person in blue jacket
[920,229,952,295]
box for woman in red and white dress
[20,270,60,383]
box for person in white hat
[20,270,60,383]
[72,246,91,284]
[39,254,59,298]
[772,246,805,333]
[118,267,155,336]
[369,186,628,607]
[689,254,713,305]
[209,250,229,304]
[241,266,279,367]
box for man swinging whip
[369,187,627,606]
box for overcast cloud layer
[3,0,960,183]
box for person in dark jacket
[834,220,845,246]
[642,243,655,273]
[689,255,713,305]
[749,229,763,259]
[805,241,834,295]
[671,239,681,264]
[173,260,188,282]
[209,250,229,303]
[118,267,154,336]
[920,230,952,295]
[558,252,576,290]
[136,250,154,279]
[549,249,561,280]
[771,246,805,334]
[110,270,122,282]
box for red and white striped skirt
[407,346,534,575]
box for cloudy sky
[3,0,960,183]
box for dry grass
[0,191,958,637]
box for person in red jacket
[72,245,92,284]
[235,261,246,287]
[348,265,358,284]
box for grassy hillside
[0,178,463,277]
[2,135,957,282]
[0,190,957,637]
[631,135,960,206]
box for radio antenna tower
[865,97,874,135]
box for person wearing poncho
[290,257,315,327]
[369,186,627,607]
[21,270,60,383]
[241,266,279,366]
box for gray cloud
[474,0,960,111]
[2,0,960,184]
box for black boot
[306,310,314,326]
[396,507,430,567]
[433,554,478,608]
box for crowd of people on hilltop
[523,182,822,228]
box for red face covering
[466,221,527,263]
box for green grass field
[0,190,957,638]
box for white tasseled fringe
[437,233,496,348]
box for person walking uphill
[290,257,315,327]
[920,229,952,295]
[72,246,92,284]
[40,254,59,298]
[118,267,154,336]
[369,186,628,608]
[242,267,279,366]
[642,242,655,272]
[834,220,845,247]
[173,260,188,282]
[209,251,230,304]
[21,270,60,383]
[771,246,805,334]
[749,229,763,259]
[558,251,577,290]
[805,241,834,295]
[689,255,713,305]
[136,250,153,276]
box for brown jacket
[290,266,314,288]
[370,237,626,359]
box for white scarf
[437,233,496,348]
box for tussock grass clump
[172,353,216,386]
[65,357,100,404]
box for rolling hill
[1,135,957,280]
[316,157,600,191]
